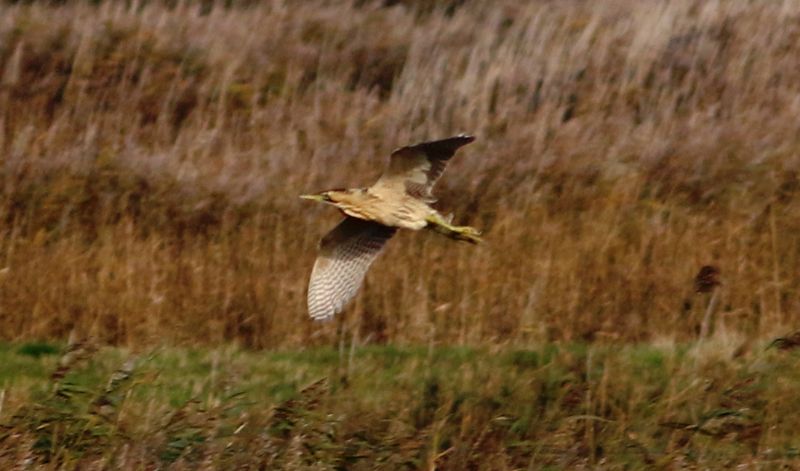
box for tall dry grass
[1,0,800,348]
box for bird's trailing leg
[426,213,482,244]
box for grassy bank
[1,339,800,468]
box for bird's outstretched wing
[307,217,396,321]
[372,134,475,202]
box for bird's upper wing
[307,217,396,321]
[371,134,475,202]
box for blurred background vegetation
[1,0,799,348]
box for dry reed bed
[0,0,799,347]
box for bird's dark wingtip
[439,133,476,149]
[395,134,476,156]
[455,133,476,142]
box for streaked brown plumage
[301,134,481,321]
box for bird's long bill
[299,194,326,202]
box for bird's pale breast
[338,190,431,230]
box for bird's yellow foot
[453,225,482,244]
[426,214,483,244]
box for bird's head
[299,189,353,204]
[299,191,333,203]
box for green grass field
[2,339,800,468]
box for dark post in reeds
[695,265,721,340]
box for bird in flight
[300,134,482,321]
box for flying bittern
[300,134,482,321]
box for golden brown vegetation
[1,0,800,348]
